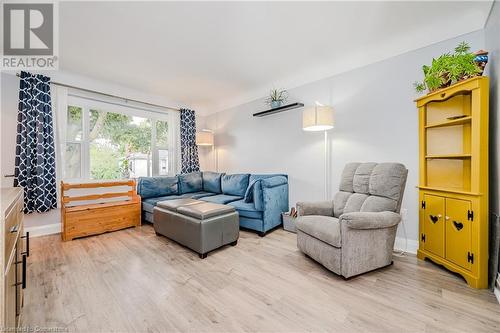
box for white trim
[494,286,500,305]
[67,89,178,113]
[394,237,419,254]
[25,223,61,237]
[495,273,500,305]
[68,95,171,123]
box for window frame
[64,94,177,181]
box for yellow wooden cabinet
[415,77,489,289]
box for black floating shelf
[253,102,304,117]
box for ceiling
[59,1,493,114]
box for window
[65,106,83,179]
[155,120,169,176]
[63,95,177,180]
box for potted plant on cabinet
[414,42,487,94]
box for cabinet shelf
[425,154,471,159]
[425,116,471,129]
[417,186,481,196]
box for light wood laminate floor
[21,224,500,332]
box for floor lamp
[302,105,335,200]
[196,129,217,171]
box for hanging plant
[414,42,484,94]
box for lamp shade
[302,105,335,131]
[196,130,214,146]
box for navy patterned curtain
[180,108,200,174]
[14,71,57,214]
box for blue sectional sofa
[137,171,289,236]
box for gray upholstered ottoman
[153,198,239,258]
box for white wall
[0,70,184,230]
[485,0,500,276]
[0,73,19,188]
[486,2,500,217]
[201,30,486,243]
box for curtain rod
[15,73,181,111]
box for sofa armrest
[260,176,289,230]
[296,201,334,217]
[261,176,287,189]
[340,211,401,230]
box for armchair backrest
[333,162,408,217]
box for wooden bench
[61,180,141,241]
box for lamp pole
[213,145,218,172]
[324,130,329,200]
[302,104,335,201]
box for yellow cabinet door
[445,198,472,270]
[423,194,445,257]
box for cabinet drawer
[4,249,17,329]
[4,205,21,267]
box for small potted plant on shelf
[414,41,486,94]
[266,88,288,109]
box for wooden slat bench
[61,180,141,241]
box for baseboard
[25,223,61,237]
[394,236,418,255]
[495,273,500,305]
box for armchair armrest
[296,201,334,217]
[340,211,401,230]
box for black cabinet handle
[14,254,27,289]
[22,254,26,289]
[22,231,30,257]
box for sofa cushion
[296,215,341,248]
[252,181,264,211]
[202,171,223,194]
[228,199,263,219]
[244,179,259,203]
[221,173,250,196]
[142,194,192,213]
[200,194,243,205]
[178,172,203,194]
[343,193,369,214]
[339,163,360,192]
[189,191,217,199]
[369,163,407,201]
[352,163,377,194]
[137,176,178,199]
[333,191,352,218]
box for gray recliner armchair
[296,162,408,278]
